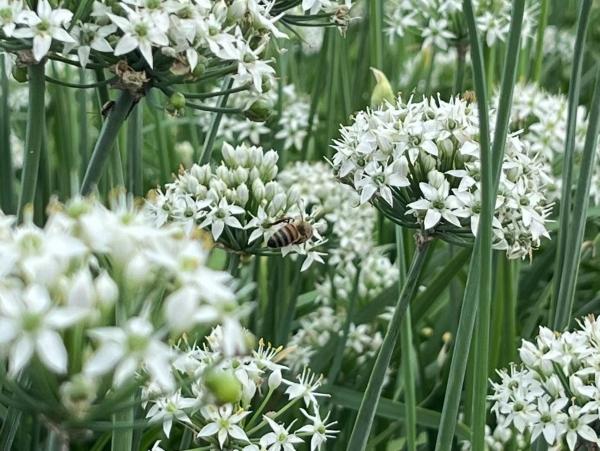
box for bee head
[296,220,313,239]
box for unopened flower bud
[234,167,249,184]
[221,142,237,167]
[236,184,249,206]
[268,369,282,390]
[370,67,395,107]
[125,254,149,286]
[175,141,193,168]
[190,164,212,185]
[215,165,231,185]
[252,178,266,200]
[264,181,278,201]
[229,0,248,20]
[269,192,287,215]
[95,271,118,306]
[287,186,300,206]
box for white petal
[9,336,34,376]
[36,329,68,374]
[424,209,442,230]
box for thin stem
[531,0,549,83]
[397,227,417,451]
[346,238,431,451]
[551,0,593,328]
[80,90,136,195]
[127,100,143,196]
[327,262,361,384]
[17,62,46,222]
[199,76,234,165]
[0,54,13,214]
[553,65,600,329]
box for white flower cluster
[502,83,600,205]
[0,0,336,99]
[490,316,600,450]
[286,306,384,373]
[147,327,338,450]
[385,0,538,49]
[277,162,396,374]
[196,83,315,152]
[332,95,554,259]
[0,197,242,418]
[544,25,577,63]
[146,143,326,269]
[278,161,375,265]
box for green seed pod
[204,367,242,404]
[12,66,28,83]
[244,99,273,122]
[169,92,186,110]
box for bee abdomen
[268,224,299,248]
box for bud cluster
[146,143,326,268]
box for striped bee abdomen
[268,224,300,248]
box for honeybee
[267,217,314,248]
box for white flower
[282,368,329,407]
[407,172,464,230]
[197,404,250,448]
[0,0,23,37]
[108,6,169,68]
[146,391,197,438]
[199,198,245,241]
[421,18,454,50]
[564,405,599,450]
[65,22,115,68]
[14,0,74,61]
[296,408,339,451]
[84,317,175,391]
[0,284,85,375]
[260,416,304,451]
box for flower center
[134,23,148,38]
[36,20,50,32]
[127,334,148,353]
[0,8,13,21]
[22,312,42,332]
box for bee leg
[266,217,293,227]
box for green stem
[551,0,593,329]
[327,262,361,384]
[127,101,143,196]
[454,43,468,94]
[346,238,431,451]
[553,66,600,330]
[0,55,13,214]
[199,76,233,165]
[17,62,46,222]
[531,0,549,83]
[111,397,134,451]
[397,227,417,451]
[81,90,136,195]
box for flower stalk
[17,61,46,222]
[347,235,431,450]
[81,90,136,195]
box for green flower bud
[370,67,395,108]
[244,99,273,122]
[204,367,242,404]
